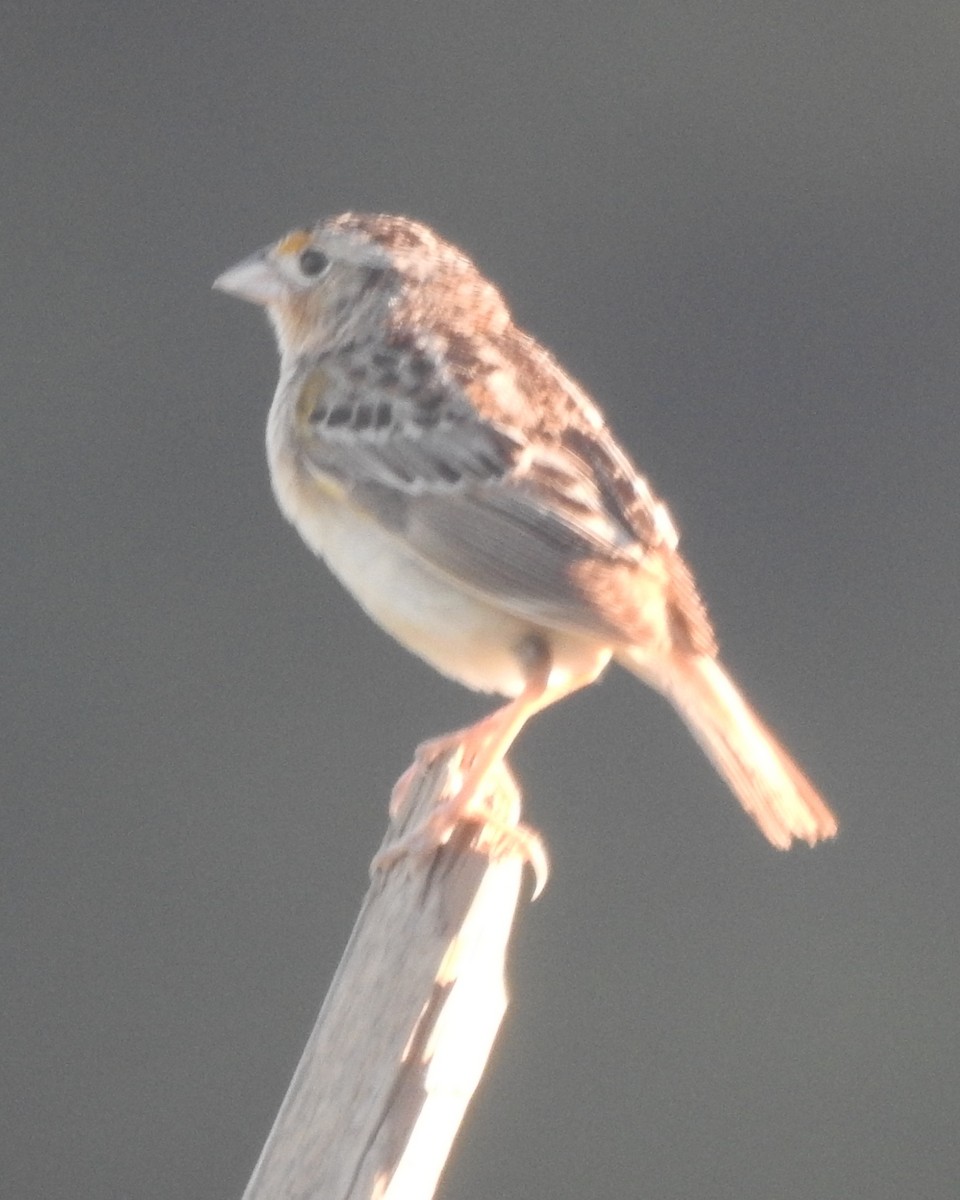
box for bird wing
[292,344,712,649]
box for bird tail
[616,648,837,849]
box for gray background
[4,3,959,1198]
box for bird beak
[213,248,286,306]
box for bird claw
[389,744,465,819]
[375,756,549,899]
[472,816,550,900]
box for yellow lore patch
[275,229,313,257]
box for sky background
[4,3,959,1198]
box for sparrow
[214,213,837,859]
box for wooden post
[240,752,537,1200]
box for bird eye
[298,248,329,277]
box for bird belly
[269,453,525,693]
[269,450,610,697]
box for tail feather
[617,649,837,849]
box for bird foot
[388,722,502,819]
[375,753,549,899]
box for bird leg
[389,638,557,822]
[378,642,605,893]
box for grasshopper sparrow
[215,213,837,860]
